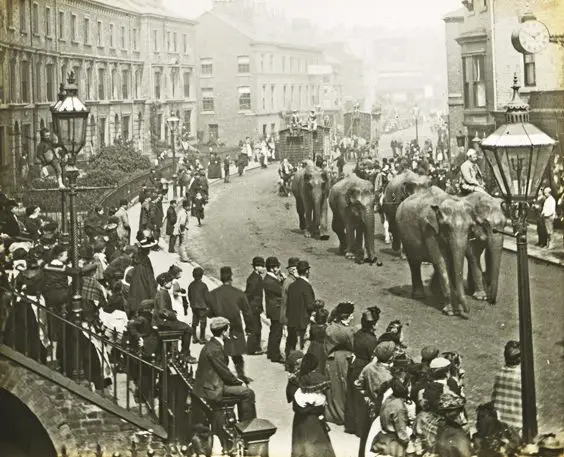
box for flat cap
[210,317,230,330]
[429,357,451,370]
[252,256,265,267]
[421,345,440,362]
[287,257,300,268]
[374,341,396,362]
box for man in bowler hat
[263,256,285,363]
[285,260,315,354]
[245,256,266,355]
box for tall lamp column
[167,113,180,199]
[481,76,556,443]
[414,105,420,146]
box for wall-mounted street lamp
[167,112,180,198]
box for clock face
[518,20,550,54]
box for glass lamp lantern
[481,77,555,202]
[50,72,89,163]
[167,113,180,133]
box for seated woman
[371,376,414,457]
[291,353,336,457]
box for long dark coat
[127,250,157,315]
[263,273,282,320]
[245,271,264,313]
[165,205,177,236]
[209,284,252,356]
[286,277,315,330]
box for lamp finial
[505,74,529,123]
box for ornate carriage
[277,126,332,167]
[343,107,382,143]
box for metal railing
[1,287,164,423]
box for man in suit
[263,256,285,364]
[165,200,178,253]
[193,317,257,422]
[210,266,253,382]
[286,260,315,354]
[244,256,265,355]
[281,257,299,359]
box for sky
[163,0,461,30]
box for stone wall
[0,356,166,457]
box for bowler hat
[252,256,265,267]
[287,257,300,269]
[265,256,280,269]
[210,316,230,331]
[296,260,310,270]
[421,345,440,363]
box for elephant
[396,186,478,318]
[382,170,432,253]
[291,160,330,239]
[463,192,507,304]
[328,174,381,265]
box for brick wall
[0,357,166,457]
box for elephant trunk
[485,230,503,304]
[450,237,470,314]
[311,190,323,236]
[362,207,376,260]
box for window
[173,32,177,52]
[208,124,219,141]
[238,86,251,110]
[83,18,90,44]
[472,55,486,107]
[238,56,250,73]
[7,0,13,26]
[183,72,191,98]
[111,69,117,98]
[269,55,274,72]
[71,14,77,41]
[46,64,54,101]
[109,23,114,48]
[58,11,64,39]
[98,117,106,147]
[35,65,41,101]
[157,114,163,140]
[97,21,102,46]
[120,26,126,49]
[20,60,30,103]
[153,30,158,50]
[462,57,471,108]
[201,58,213,75]
[202,88,214,111]
[86,67,92,99]
[0,127,5,167]
[122,70,129,99]
[0,61,4,104]
[122,115,130,140]
[282,56,286,72]
[45,7,51,37]
[9,63,16,102]
[167,32,171,51]
[154,70,161,98]
[132,28,137,50]
[524,54,536,86]
[171,70,177,98]
[134,70,141,98]
[271,84,275,110]
[20,0,27,33]
[283,85,287,107]
[259,54,264,72]
[98,68,105,99]
[32,3,38,33]
[183,34,189,54]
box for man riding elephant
[291,160,330,240]
[459,149,487,195]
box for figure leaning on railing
[36,128,65,189]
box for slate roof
[92,0,194,21]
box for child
[168,265,189,325]
[191,191,205,226]
[306,308,329,374]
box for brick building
[0,0,197,193]
[194,0,324,144]
[443,0,564,158]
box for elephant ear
[425,204,442,234]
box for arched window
[114,113,119,142]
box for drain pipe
[489,0,498,112]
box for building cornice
[455,28,488,44]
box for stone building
[194,0,324,144]
[443,0,564,159]
[0,0,197,193]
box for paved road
[183,165,564,435]
[378,123,436,158]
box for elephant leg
[304,200,313,238]
[408,259,425,299]
[466,244,487,301]
[383,217,391,244]
[431,261,457,316]
[344,217,356,259]
[331,210,347,254]
[319,200,329,240]
[295,197,306,231]
[354,227,364,263]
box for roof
[443,8,465,21]
[481,122,556,148]
[320,42,361,63]
[92,0,195,22]
[204,10,321,51]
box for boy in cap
[188,267,213,344]
[245,256,266,355]
[153,272,196,363]
[193,316,256,421]
[263,256,284,363]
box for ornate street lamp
[413,105,420,146]
[481,75,556,443]
[167,113,180,198]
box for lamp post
[413,105,420,146]
[167,113,180,199]
[481,75,556,444]
[50,72,90,380]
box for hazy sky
[163,0,461,30]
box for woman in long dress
[291,353,336,457]
[324,301,355,425]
